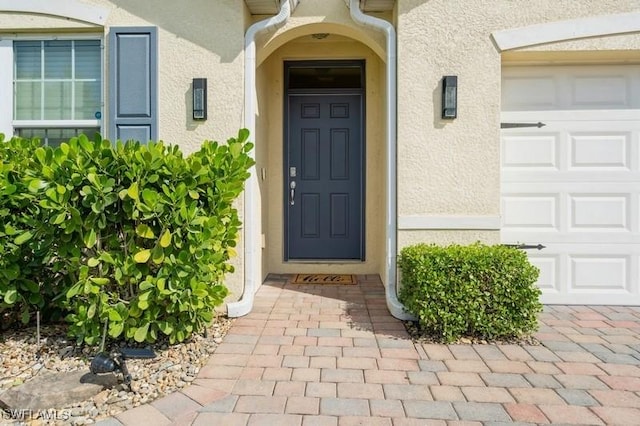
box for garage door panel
[502,76,557,110]
[522,244,639,304]
[570,194,630,231]
[503,65,640,111]
[502,65,640,305]
[570,255,630,292]
[526,255,560,293]
[572,75,630,108]
[503,185,637,236]
[502,134,559,169]
[502,124,638,177]
[502,125,637,169]
[502,195,559,230]
[570,133,631,170]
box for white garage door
[501,65,640,305]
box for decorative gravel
[0,317,233,425]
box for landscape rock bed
[0,317,233,425]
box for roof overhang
[244,0,395,15]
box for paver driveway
[101,274,640,425]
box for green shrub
[398,243,542,343]
[0,135,58,325]
[0,130,254,344]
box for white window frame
[0,33,104,142]
[0,40,13,138]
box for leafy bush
[0,136,57,326]
[398,243,542,343]
[0,130,254,344]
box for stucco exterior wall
[395,0,640,249]
[0,0,247,150]
[99,0,246,154]
[0,14,97,30]
[0,0,248,299]
[4,0,640,305]
[398,231,500,249]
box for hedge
[398,243,542,343]
[0,130,254,344]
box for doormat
[292,274,356,284]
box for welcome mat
[292,274,356,284]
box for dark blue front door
[285,94,364,260]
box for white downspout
[228,0,291,317]
[349,0,414,320]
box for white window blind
[13,39,101,146]
[14,40,101,121]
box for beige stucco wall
[399,231,500,249]
[395,0,640,249]
[0,0,248,299]
[4,0,640,302]
[0,0,390,299]
[0,14,97,30]
[0,0,247,151]
[100,0,247,154]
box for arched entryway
[254,27,387,278]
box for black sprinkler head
[89,347,154,388]
[90,353,117,374]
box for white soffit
[493,11,640,51]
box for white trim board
[398,215,501,230]
[0,0,109,26]
[0,40,12,138]
[492,11,640,51]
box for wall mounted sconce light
[441,75,457,119]
[192,78,207,120]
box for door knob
[289,181,296,205]
[289,180,296,205]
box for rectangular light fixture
[442,75,457,119]
[193,78,207,120]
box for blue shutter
[109,27,158,142]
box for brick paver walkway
[99,274,640,425]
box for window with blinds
[13,39,102,146]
